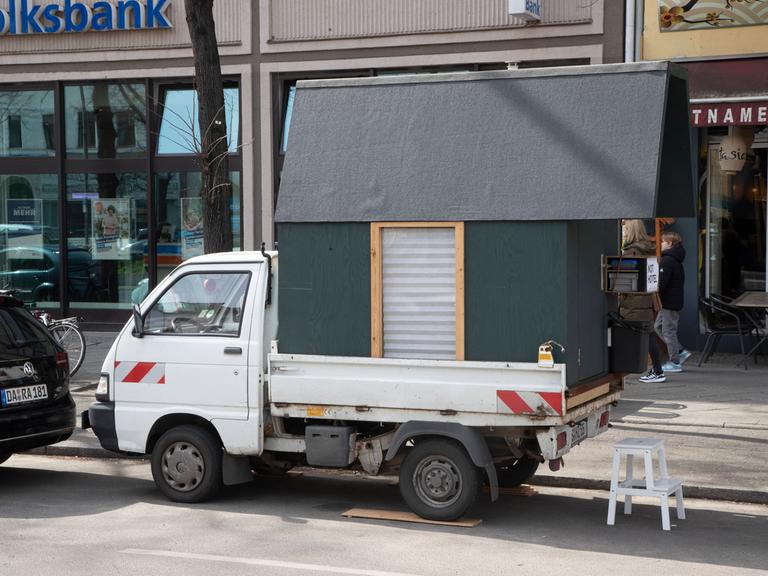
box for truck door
[114,266,255,427]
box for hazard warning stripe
[115,361,166,385]
[497,390,563,416]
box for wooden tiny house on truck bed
[275,62,694,388]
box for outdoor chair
[698,296,753,369]
[712,294,763,337]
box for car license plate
[571,419,588,446]
[1,384,48,407]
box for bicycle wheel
[49,322,86,377]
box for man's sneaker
[662,361,683,373]
[639,370,666,383]
[678,349,692,365]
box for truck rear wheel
[495,457,539,488]
[151,425,222,503]
[399,438,479,522]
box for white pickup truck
[85,250,621,521]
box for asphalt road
[1,455,766,576]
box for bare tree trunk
[185,0,232,254]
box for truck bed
[268,352,619,427]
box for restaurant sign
[0,0,172,35]
[690,101,768,127]
[659,0,768,32]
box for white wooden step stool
[607,437,685,531]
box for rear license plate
[1,384,48,407]
[571,419,588,446]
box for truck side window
[144,272,250,336]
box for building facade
[0,0,623,328]
[638,0,768,349]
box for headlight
[95,373,110,402]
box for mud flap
[222,454,253,486]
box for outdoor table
[732,291,768,363]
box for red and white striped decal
[115,361,166,385]
[497,390,562,416]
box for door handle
[224,347,242,355]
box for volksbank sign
[0,0,172,35]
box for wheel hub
[414,457,462,507]
[162,442,205,492]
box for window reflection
[0,90,55,157]
[0,174,59,307]
[66,173,148,309]
[157,88,240,154]
[708,146,767,297]
[153,171,241,286]
[65,83,146,158]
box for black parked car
[0,293,75,465]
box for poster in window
[181,197,204,260]
[659,1,768,32]
[5,198,43,258]
[91,198,130,260]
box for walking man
[657,231,690,373]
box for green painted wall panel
[277,223,371,356]
[465,222,569,365]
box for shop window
[157,87,240,155]
[153,171,242,285]
[65,172,148,310]
[0,174,60,308]
[370,223,465,360]
[0,90,54,157]
[65,83,146,158]
[707,143,767,297]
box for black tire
[151,425,222,503]
[49,322,86,377]
[399,438,480,522]
[495,457,540,488]
[0,451,12,465]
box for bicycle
[32,311,87,378]
[0,287,87,378]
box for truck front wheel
[399,439,480,522]
[151,425,222,503]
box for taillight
[556,431,568,450]
[56,351,69,371]
[599,411,610,428]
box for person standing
[657,231,690,373]
[619,220,665,382]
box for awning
[276,62,694,223]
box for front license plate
[1,384,48,407]
[571,419,588,446]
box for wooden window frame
[370,222,464,360]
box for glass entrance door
[707,143,767,297]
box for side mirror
[132,304,144,338]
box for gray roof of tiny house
[275,61,694,223]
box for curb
[26,444,148,460]
[529,475,768,506]
[613,419,768,432]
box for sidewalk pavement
[33,332,768,505]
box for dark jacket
[659,243,685,311]
[619,239,656,322]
